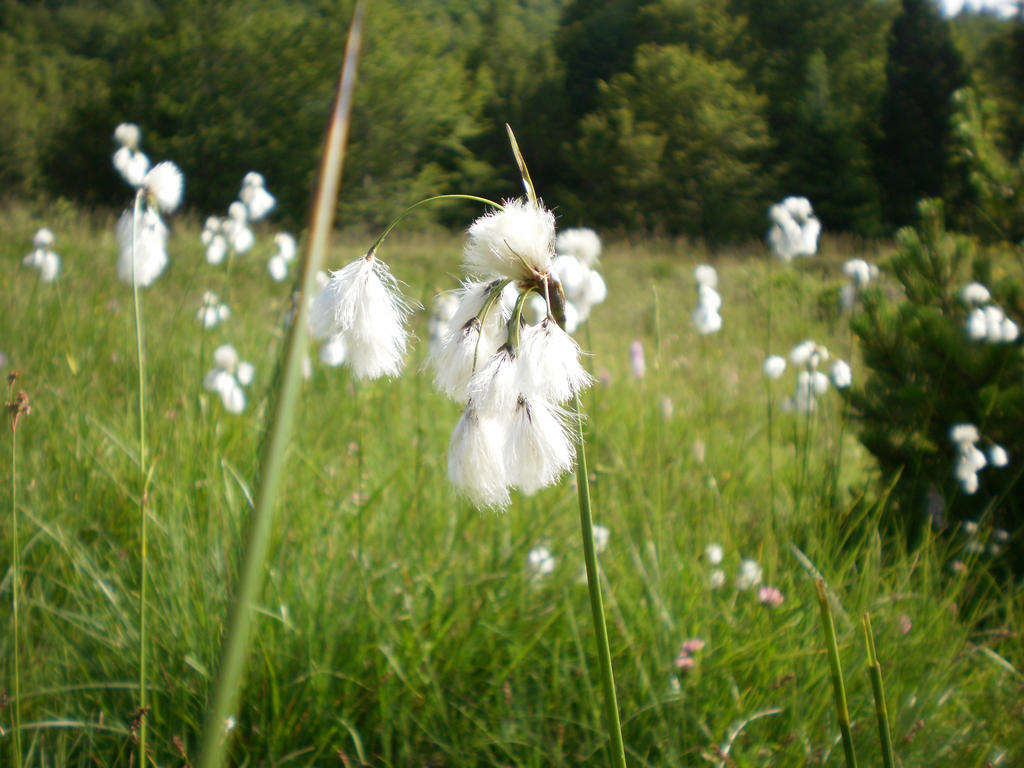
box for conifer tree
[876,0,965,227]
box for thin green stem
[129,189,150,766]
[10,399,23,768]
[195,8,364,768]
[815,579,858,768]
[862,614,896,768]
[573,392,627,768]
[368,194,502,257]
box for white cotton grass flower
[274,232,297,262]
[831,359,852,389]
[204,344,254,414]
[33,228,55,250]
[427,290,461,356]
[240,172,276,221]
[467,347,520,416]
[960,282,991,305]
[112,124,151,189]
[526,546,556,581]
[309,253,414,380]
[464,198,555,280]
[949,422,988,494]
[556,227,601,267]
[448,405,512,509]
[267,254,288,282]
[768,197,820,261]
[516,319,593,404]
[202,217,229,265]
[763,355,786,379]
[197,291,230,329]
[709,568,726,589]
[964,300,1019,343]
[989,444,1009,468]
[224,202,254,255]
[23,228,61,283]
[114,122,142,150]
[506,396,575,494]
[592,524,610,554]
[694,264,718,288]
[143,161,184,214]
[705,543,724,565]
[736,559,763,591]
[116,208,168,287]
[319,334,347,368]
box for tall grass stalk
[128,188,151,766]
[815,578,858,768]
[573,392,628,768]
[862,613,895,768]
[195,7,364,768]
[7,377,25,768]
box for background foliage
[2,0,1023,241]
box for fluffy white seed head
[116,208,169,287]
[694,264,718,288]
[267,254,288,282]
[506,396,574,494]
[464,199,555,280]
[143,161,184,213]
[763,355,786,379]
[526,546,556,579]
[37,251,61,283]
[965,307,988,340]
[114,123,142,149]
[517,318,593,404]
[556,227,601,266]
[309,254,413,380]
[949,423,979,446]
[319,334,347,367]
[447,405,511,510]
[213,345,239,371]
[831,359,852,389]
[960,282,991,305]
[275,232,297,262]
[33,228,55,250]
[736,559,763,590]
[113,146,150,188]
[705,543,724,565]
[235,361,255,387]
[989,444,1009,468]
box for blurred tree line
[1,0,1022,242]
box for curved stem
[367,194,502,258]
[573,392,628,768]
[10,393,23,768]
[129,189,150,767]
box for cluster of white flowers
[960,281,1019,343]
[267,232,297,282]
[309,198,593,508]
[840,258,880,310]
[113,126,183,288]
[112,123,150,188]
[203,344,255,414]
[735,558,764,591]
[196,290,231,329]
[692,264,722,335]
[779,340,851,412]
[239,172,276,221]
[430,200,593,508]
[949,423,1008,495]
[23,228,61,283]
[767,196,821,261]
[960,521,1010,557]
[200,173,279,266]
[527,524,610,584]
[534,227,607,333]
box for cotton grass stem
[8,380,24,768]
[195,8,363,768]
[129,188,151,766]
[573,393,628,768]
[862,614,895,768]
[815,579,858,768]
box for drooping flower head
[310,252,414,380]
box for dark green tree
[875,0,965,227]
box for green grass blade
[194,6,365,768]
[862,613,896,768]
[815,578,858,768]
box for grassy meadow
[2,200,1022,767]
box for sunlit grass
[1,203,1021,766]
